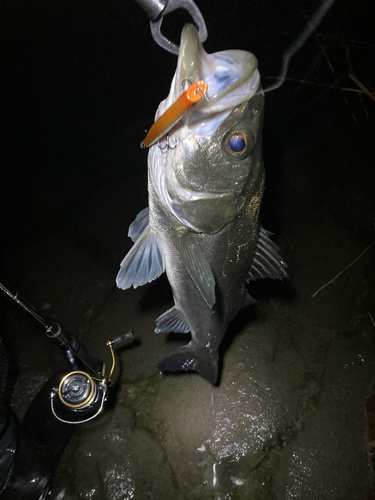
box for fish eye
[226,131,247,157]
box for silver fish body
[117,24,287,384]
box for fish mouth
[168,24,260,127]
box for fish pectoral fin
[154,306,190,334]
[116,226,165,289]
[128,207,149,243]
[158,345,219,385]
[169,228,216,308]
[247,226,288,281]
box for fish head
[149,24,265,234]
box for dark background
[1,0,374,261]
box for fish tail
[158,345,219,385]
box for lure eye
[226,131,247,157]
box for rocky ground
[1,0,375,498]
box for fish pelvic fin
[169,228,216,308]
[155,306,190,334]
[247,226,288,281]
[158,345,219,385]
[116,226,165,289]
[128,207,149,243]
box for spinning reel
[49,324,134,424]
[0,281,135,425]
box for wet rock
[118,314,309,499]
[272,334,375,499]
[50,407,183,500]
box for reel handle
[105,331,135,384]
[108,330,135,350]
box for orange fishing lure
[141,80,208,148]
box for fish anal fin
[116,226,165,290]
[170,229,216,308]
[155,306,190,334]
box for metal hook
[167,134,177,149]
[158,134,177,150]
[158,138,168,150]
[134,0,207,55]
[194,83,208,101]
[181,79,193,91]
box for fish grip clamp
[134,0,207,54]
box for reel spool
[50,373,107,425]
[58,371,97,410]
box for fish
[116,23,287,385]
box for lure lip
[140,80,208,149]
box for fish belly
[149,177,264,384]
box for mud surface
[1,0,375,498]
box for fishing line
[263,0,336,93]
[141,0,336,147]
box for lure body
[141,80,208,148]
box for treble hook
[158,134,177,150]
[134,0,207,55]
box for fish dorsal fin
[128,207,149,243]
[247,226,288,281]
[169,228,216,308]
[154,306,190,334]
[116,226,165,289]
